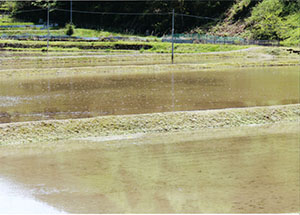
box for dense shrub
[66,23,74,36]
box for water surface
[0,122,298,213]
[0,66,298,123]
[0,177,63,214]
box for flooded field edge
[1,61,300,80]
[1,104,299,145]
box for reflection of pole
[70,0,72,23]
[47,2,50,52]
[171,9,175,64]
[47,80,50,92]
[171,72,175,110]
[47,80,50,115]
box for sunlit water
[0,177,64,214]
[0,123,298,213]
[0,66,299,123]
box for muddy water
[0,122,298,213]
[0,66,299,123]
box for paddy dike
[0,104,299,145]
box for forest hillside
[1,0,299,45]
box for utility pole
[47,2,50,52]
[171,9,175,64]
[70,0,72,24]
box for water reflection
[171,72,175,111]
[0,66,299,123]
[0,123,298,213]
[0,177,63,214]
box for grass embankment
[0,39,248,53]
[0,14,34,26]
[0,104,299,145]
[0,27,157,40]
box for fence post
[70,0,73,24]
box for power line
[177,13,219,21]
[54,8,221,21]
[12,7,220,21]
[54,8,172,16]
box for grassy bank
[0,39,249,53]
[0,104,299,145]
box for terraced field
[0,46,299,213]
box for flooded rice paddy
[0,66,299,123]
[0,51,299,213]
[0,122,298,213]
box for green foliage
[281,0,300,15]
[0,14,34,26]
[0,1,12,11]
[66,23,74,36]
[31,0,57,9]
[279,13,300,46]
[244,0,300,45]
[246,0,284,40]
[227,0,252,21]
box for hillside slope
[210,0,300,46]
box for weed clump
[66,23,75,36]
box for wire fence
[163,33,280,46]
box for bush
[66,23,75,36]
[246,0,284,40]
